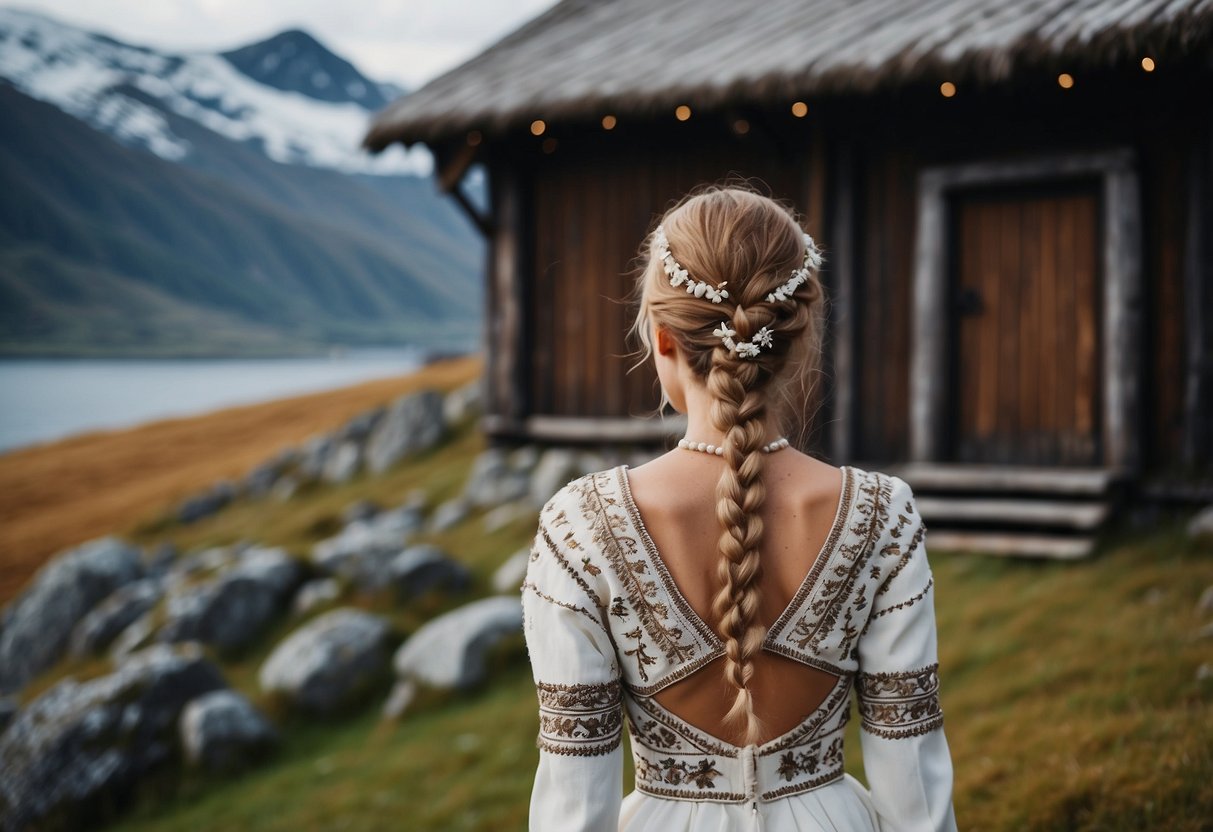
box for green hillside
[0,84,482,356]
[8,417,1204,831]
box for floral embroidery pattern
[574,473,699,665]
[536,680,623,756]
[856,664,944,739]
[776,736,843,781]
[637,756,724,789]
[786,471,892,656]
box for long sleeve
[856,479,957,832]
[522,498,623,832]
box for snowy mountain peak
[222,29,404,110]
[0,8,424,175]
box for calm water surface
[0,349,430,453]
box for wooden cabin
[365,0,1213,556]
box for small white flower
[754,326,774,348]
[736,342,760,358]
[713,323,736,339]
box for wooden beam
[1182,120,1213,468]
[486,163,529,425]
[437,142,478,193]
[829,141,858,464]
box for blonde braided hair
[629,184,826,745]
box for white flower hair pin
[655,225,729,303]
[766,233,823,303]
[713,322,775,360]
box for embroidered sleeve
[856,476,957,831]
[537,681,623,756]
[524,485,623,831]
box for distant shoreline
[0,347,470,453]
[0,354,482,607]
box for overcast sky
[9,0,561,88]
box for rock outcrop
[0,643,227,832]
[0,536,143,695]
[259,608,393,714]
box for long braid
[708,303,772,746]
[626,185,828,747]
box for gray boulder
[142,542,178,578]
[299,434,334,480]
[68,577,165,658]
[443,379,483,427]
[483,499,535,533]
[0,694,17,734]
[393,596,523,691]
[492,548,532,595]
[388,545,471,602]
[321,439,362,484]
[0,536,143,695]
[292,578,343,616]
[341,498,380,525]
[529,447,582,508]
[156,548,304,656]
[177,481,236,524]
[312,506,423,589]
[179,689,278,772]
[1188,505,1213,541]
[0,643,226,832]
[428,497,470,533]
[259,608,392,714]
[365,390,446,474]
[464,448,530,508]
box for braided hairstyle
[629,185,826,745]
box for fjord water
[0,349,428,453]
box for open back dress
[522,465,957,831]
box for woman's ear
[655,325,677,357]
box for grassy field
[5,363,1212,830]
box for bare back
[625,449,846,747]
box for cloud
[9,0,560,87]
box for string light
[602,114,617,130]
[675,104,692,121]
[530,119,546,136]
[791,101,808,117]
[940,81,956,98]
[1057,73,1074,89]
[542,137,558,154]
[1141,56,1155,72]
[466,130,482,146]
[733,118,750,135]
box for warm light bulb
[602,114,617,130]
[733,119,750,135]
[791,101,808,118]
[675,105,692,121]
[1057,73,1074,89]
[940,81,956,98]
[1141,56,1155,72]
[530,119,546,136]
[466,130,482,146]
[542,137,557,154]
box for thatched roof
[365,0,1213,149]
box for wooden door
[949,184,1102,466]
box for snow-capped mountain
[0,8,425,175]
[0,8,482,358]
[223,29,404,110]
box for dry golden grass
[0,354,481,606]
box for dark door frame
[909,149,1142,473]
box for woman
[522,186,957,831]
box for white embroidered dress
[522,465,957,832]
